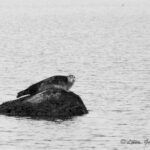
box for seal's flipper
[17,89,28,98]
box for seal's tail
[17,89,28,98]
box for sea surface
[0,0,150,149]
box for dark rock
[0,88,88,120]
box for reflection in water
[0,1,150,149]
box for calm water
[0,0,150,149]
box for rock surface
[0,88,88,120]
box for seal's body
[17,75,75,98]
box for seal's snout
[68,75,75,83]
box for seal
[17,75,75,98]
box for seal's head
[67,75,75,83]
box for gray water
[0,0,150,149]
